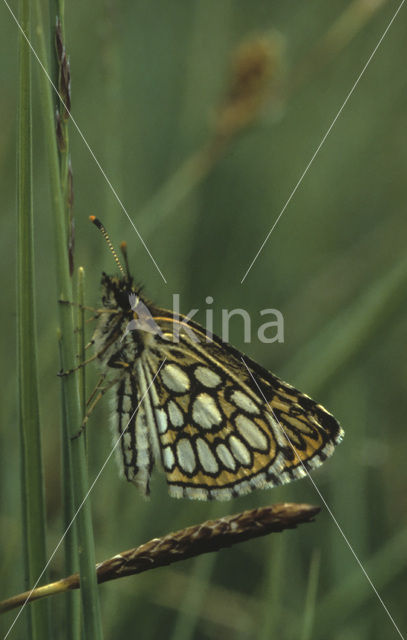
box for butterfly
[89,217,343,500]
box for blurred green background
[1,1,407,638]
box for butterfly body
[93,272,343,500]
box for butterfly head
[100,272,136,311]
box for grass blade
[33,2,103,637]
[17,0,50,636]
[58,332,80,640]
[258,533,286,640]
[300,549,321,640]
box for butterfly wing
[137,314,343,500]
[114,368,156,496]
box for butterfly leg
[58,299,120,315]
[86,373,106,406]
[83,338,95,352]
[58,329,123,376]
[58,351,102,376]
[71,374,123,440]
[60,301,120,334]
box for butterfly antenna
[89,215,125,276]
[120,241,132,278]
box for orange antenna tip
[89,215,104,230]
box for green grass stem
[58,332,80,640]
[33,2,103,638]
[258,534,286,640]
[300,549,321,640]
[16,0,50,637]
[77,267,87,421]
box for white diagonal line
[3,358,167,640]
[240,356,405,639]
[2,0,167,284]
[240,0,405,284]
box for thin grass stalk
[33,2,103,637]
[47,0,58,111]
[77,267,87,422]
[58,333,80,640]
[51,0,74,274]
[51,6,80,634]
[258,534,286,640]
[16,0,50,637]
[300,549,320,640]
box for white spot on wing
[194,366,221,388]
[161,363,190,393]
[231,390,259,414]
[192,393,222,430]
[216,444,236,471]
[168,400,184,428]
[176,438,196,473]
[162,445,175,471]
[196,438,219,474]
[236,415,268,451]
[229,435,251,466]
[155,408,168,434]
[265,411,286,446]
